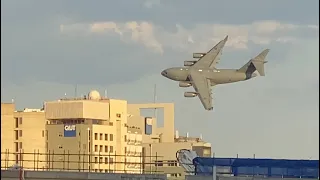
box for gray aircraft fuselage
[161,67,256,85]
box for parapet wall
[1,170,167,180]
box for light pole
[87,128,91,172]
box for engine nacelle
[179,82,192,87]
[184,92,198,97]
[193,53,206,58]
[184,61,197,66]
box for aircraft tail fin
[238,49,270,77]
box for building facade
[1,90,212,179]
[44,90,140,173]
[127,103,212,180]
[1,103,47,170]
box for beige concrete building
[44,90,141,173]
[125,127,143,173]
[127,103,212,180]
[1,103,47,170]
[1,90,212,179]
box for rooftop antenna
[74,84,78,97]
[104,89,108,97]
[153,84,157,118]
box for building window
[19,117,22,124]
[94,145,98,152]
[99,133,103,140]
[15,118,19,128]
[109,158,114,164]
[110,134,113,141]
[124,135,127,142]
[110,146,113,153]
[19,130,22,137]
[105,157,108,164]
[155,161,163,166]
[94,157,98,163]
[116,113,121,118]
[105,146,108,152]
[168,160,177,166]
[42,130,44,137]
[15,130,18,140]
[19,142,22,150]
[15,154,19,164]
[94,133,98,140]
[99,145,103,152]
[104,134,108,141]
[99,157,103,164]
[124,147,127,153]
[14,142,18,152]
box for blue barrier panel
[193,157,319,178]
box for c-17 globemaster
[161,35,270,110]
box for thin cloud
[60,20,319,53]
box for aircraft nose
[161,70,167,77]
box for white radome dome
[88,90,101,100]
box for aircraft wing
[189,70,213,110]
[192,35,228,69]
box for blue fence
[193,157,319,178]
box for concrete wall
[128,103,175,143]
[1,103,47,170]
[1,170,167,180]
[186,175,319,180]
[45,100,110,120]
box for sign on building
[64,124,76,137]
[145,117,153,135]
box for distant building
[44,90,139,173]
[128,104,212,180]
[1,103,47,170]
[1,90,212,179]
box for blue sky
[1,0,319,159]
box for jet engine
[184,92,198,97]
[184,61,197,66]
[193,53,206,58]
[179,82,192,87]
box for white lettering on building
[64,125,76,131]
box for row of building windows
[167,173,182,178]
[155,160,179,167]
[14,130,45,140]
[94,133,114,141]
[94,169,114,173]
[94,145,114,153]
[94,156,114,164]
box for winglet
[224,35,228,41]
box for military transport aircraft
[161,35,269,110]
